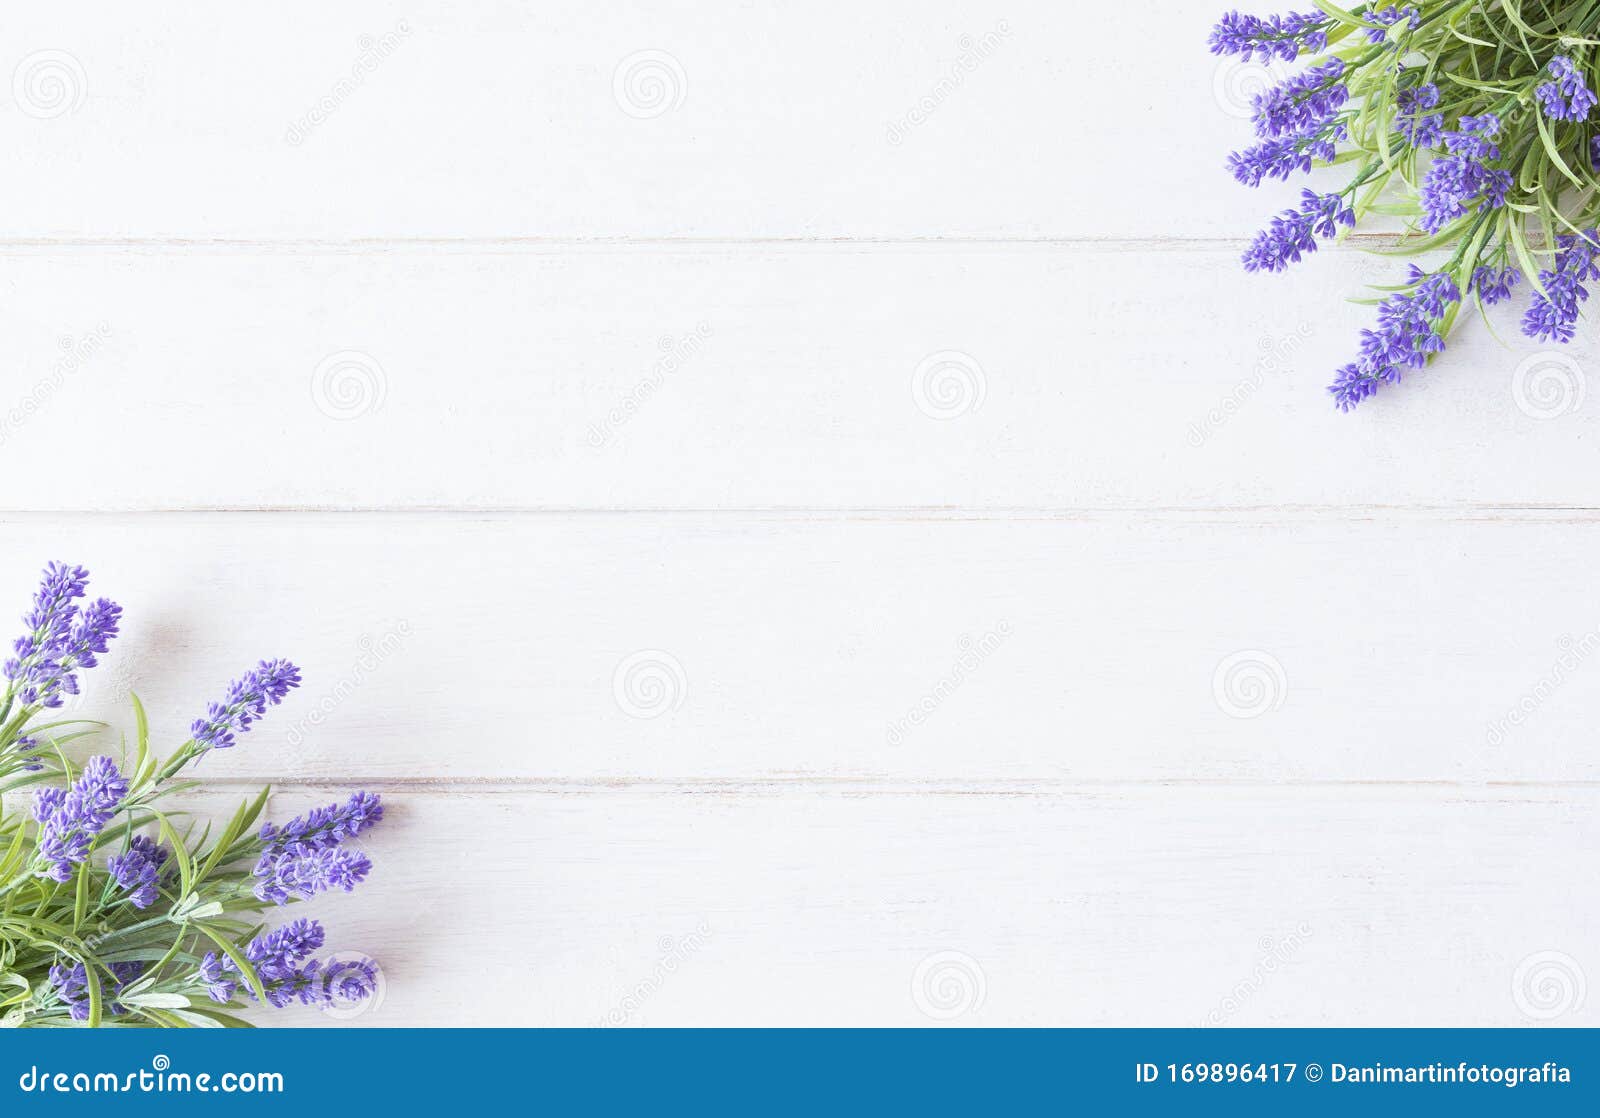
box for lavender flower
[3,562,121,710]
[48,961,143,1021]
[106,834,170,909]
[1521,230,1600,343]
[202,919,375,1010]
[1242,189,1354,272]
[258,791,383,858]
[246,918,325,982]
[321,957,379,1004]
[1471,265,1520,306]
[201,922,322,1007]
[1228,131,1342,187]
[1363,4,1420,44]
[1394,83,1443,148]
[1327,267,1461,410]
[253,847,373,905]
[197,953,238,1004]
[253,792,381,904]
[1536,56,1597,122]
[1251,58,1348,139]
[189,658,301,751]
[1209,11,1328,62]
[1419,115,1512,232]
[33,756,128,881]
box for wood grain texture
[5,3,1277,240]
[6,514,1598,786]
[0,246,1594,511]
[255,786,1599,1027]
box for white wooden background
[2,2,1596,1027]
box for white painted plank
[1,246,1594,511]
[250,786,1600,1027]
[7,513,1599,784]
[2,3,1326,239]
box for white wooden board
[0,1,1592,1029]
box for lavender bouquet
[0,562,382,1027]
[1213,3,1600,408]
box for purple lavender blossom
[258,791,383,858]
[1363,4,1420,44]
[1250,58,1348,139]
[321,957,379,1004]
[48,961,143,1020]
[202,919,375,1010]
[1471,265,1520,306]
[1536,56,1597,122]
[106,834,170,909]
[1242,189,1354,272]
[1209,11,1328,62]
[33,756,129,881]
[202,922,326,1007]
[1419,115,1512,232]
[189,658,302,751]
[253,847,373,905]
[1328,267,1461,410]
[1228,130,1343,187]
[198,953,238,1004]
[1394,83,1443,148]
[3,563,121,710]
[1521,230,1600,343]
[253,792,382,904]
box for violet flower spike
[32,756,129,881]
[1241,190,1354,273]
[106,834,171,909]
[1327,268,1461,410]
[189,658,302,751]
[3,562,120,711]
[1521,230,1600,343]
[1208,11,1328,62]
[1536,55,1597,122]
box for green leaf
[151,811,195,898]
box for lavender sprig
[0,562,381,1028]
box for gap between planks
[0,234,1425,256]
[4,506,1600,522]
[200,777,1600,796]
